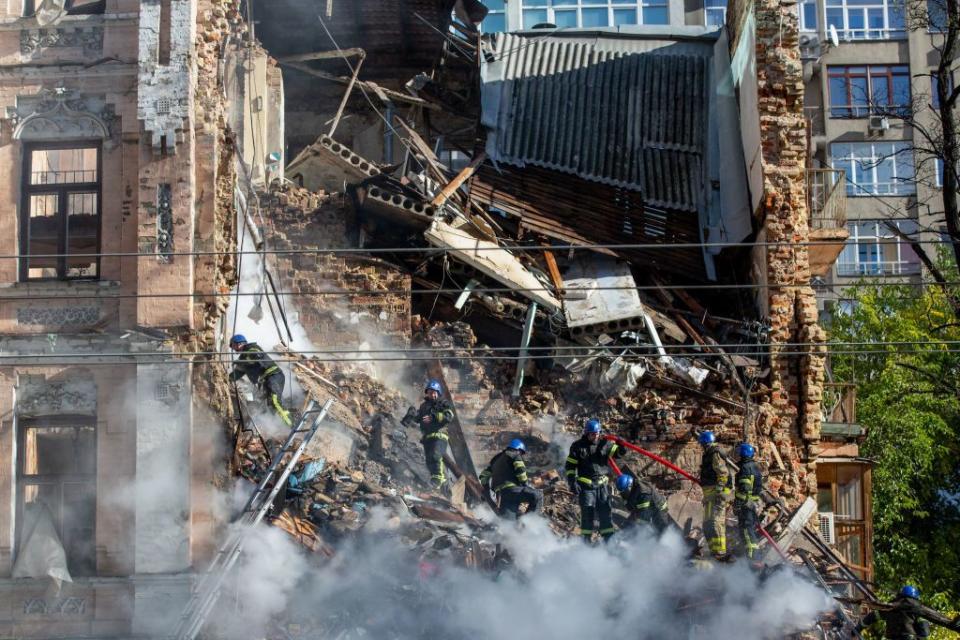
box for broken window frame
[19,141,103,282]
[520,0,670,29]
[16,415,98,577]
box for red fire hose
[605,434,787,560]
[604,435,701,485]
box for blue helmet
[900,585,920,599]
[615,474,634,492]
[738,443,756,459]
[508,438,527,453]
[584,419,602,434]
[425,380,443,394]
[698,431,716,445]
[229,334,247,346]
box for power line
[9,237,960,262]
[1,350,957,366]
[1,279,955,303]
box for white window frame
[703,0,726,27]
[799,0,818,31]
[482,8,508,32]
[520,0,670,29]
[837,219,921,276]
[824,0,906,40]
[830,141,916,196]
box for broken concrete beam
[285,134,381,192]
[424,221,561,312]
[358,185,437,228]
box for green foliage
[830,280,960,621]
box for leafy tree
[830,277,960,627]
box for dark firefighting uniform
[479,448,540,519]
[734,458,764,559]
[700,444,732,555]
[230,342,291,426]
[565,437,623,540]
[624,477,671,534]
[417,397,454,490]
[858,597,932,639]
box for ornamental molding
[6,87,117,141]
[20,26,103,58]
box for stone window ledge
[0,13,137,30]
[0,280,119,299]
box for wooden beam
[431,151,487,207]
[281,61,440,110]
[543,250,564,296]
[278,48,365,63]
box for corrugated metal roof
[481,32,712,212]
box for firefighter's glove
[401,407,418,428]
[567,478,580,496]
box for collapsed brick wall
[260,184,412,350]
[749,0,827,502]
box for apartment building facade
[482,0,730,30]
[798,0,950,315]
[0,0,280,636]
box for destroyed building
[0,0,884,638]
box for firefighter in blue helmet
[615,473,671,535]
[229,334,292,426]
[734,442,764,563]
[856,586,945,639]
[480,438,541,519]
[414,380,454,491]
[698,431,732,557]
[565,419,623,541]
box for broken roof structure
[474,27,752,280]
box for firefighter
[734,442,764,563]
[229,334,292,427]
[856,585,936,639]
[698,431,732,558]
[565,419,623,542]
[479,439,541,519]
[615,473,671,535]
[415,379,454,491]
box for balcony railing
[808,168,847,231]
[836,260,922,277]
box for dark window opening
[66,0,105,15]
[20,142,102,281]
[23,0,104,16]
[17,417,97,577]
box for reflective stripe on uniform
[635,501,651,509]
[260,365,280,380]
[578,475,609,486]
[424,431,449,440]
[494,481,517,492]
[580,529,594,536]
[599,527,616,535]
[566,456,578,464]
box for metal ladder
[173,398,334,640]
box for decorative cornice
[20,26,103,58]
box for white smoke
[208,508,832,639]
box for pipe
[604,435,700,485]
[608,457,623,477]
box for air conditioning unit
[868,115,890,133]
[819,512,836,544]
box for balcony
[821,382,864,438]
[807,168,849,277]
